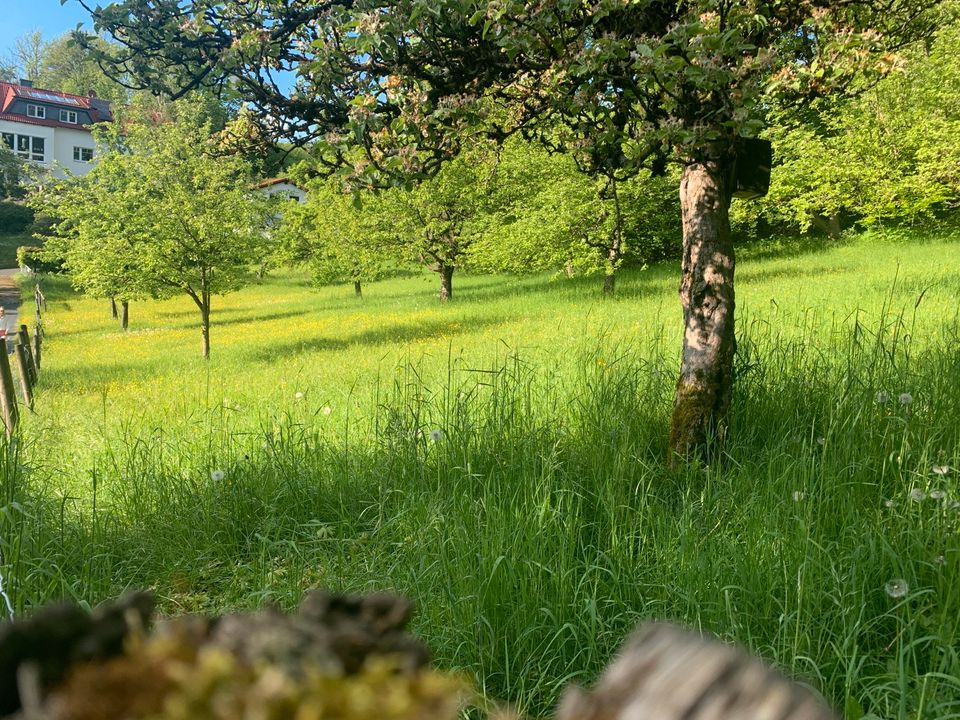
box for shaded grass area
[2,229,960,717]
[0,232,30,268]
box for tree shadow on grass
[248,314,510,364]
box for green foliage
[16,245,63,273]
[0,200,33,232]
[275,178,394,291]
[31,100,270,353]
[0,149,24,201]
[737,10,960,233]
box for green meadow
[2,228,960,717]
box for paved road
[0,268,22,352]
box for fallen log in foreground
[0,592,836,720]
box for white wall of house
[0,119,97,179]
[260,181,306,203]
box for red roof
[0,81,112,131]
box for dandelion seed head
[910,488,926,502]
[884,499,895,508]
[429,428,443,442]
[935,555,947,567]
[210,469,225,482]
[294,391,304,400]
[322,405,332,415]
[792,490,804,502]
[898,392,913,406]
[885,579,908,599]
[929,489,947,501]
[875,391,889,403]
[931,465,951,476]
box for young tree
[78,0,941,457]
[276,179,393,297]
[33,104,270,357]
[0,146,23,200]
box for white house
[0,79,112,179]
[255,177,307,203]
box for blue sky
[1,0,94,58]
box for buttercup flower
[885,579,909,599]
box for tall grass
[1,230,959,717]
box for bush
[0,201,34,234]
[16,245,65,274]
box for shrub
[0,201,34,234]
[16,245,65,274]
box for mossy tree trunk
[119,301,129,331]
[110,298,118,319]
[668,160,736,460]
[354,280,362,297]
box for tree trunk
[439,265,454,302]
[110,298,118,319]
[668,160,736,461]
[354,280,362,297]
[811,212,841,239]
[603,269,616,295]
[200,294,211,360]
[120,301,129,331]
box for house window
[60,109,78,124]
[73,146,94,162]
[11,135,45,162]
[26,104,45,119]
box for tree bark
[354,280,362,297]
[110,298,118,319]
[603,268,616,295]
[119,301,129,331]
[200,301,210,360]
[438,265,454,302]
[668,160,736,461]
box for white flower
[792,491,804,502]
[929,489,947,501]
[898,392,913,406]
[910,488,926,502]
[210,469,225,482]
[429,428,443,442]
[885,579,909,599]
[935,555,946,567]
[931,465,951,476]
[294,391,305,400]
[884,499,895,508]
[875,391,890,404]
[322,406,332,415]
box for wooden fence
[0,282,44,438]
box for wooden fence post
[32,330,41,372]
[0,348,19,437]
[18,326,37,383]
[14,343,33,410]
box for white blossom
[885,579,909,599]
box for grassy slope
[5,229,960,717]
[0,231,30,268]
